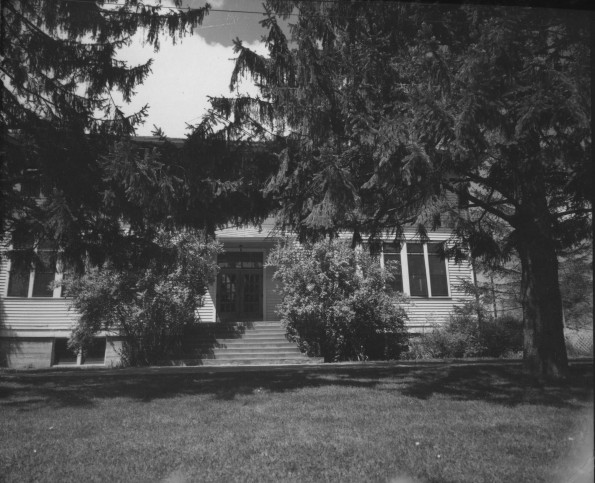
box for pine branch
[461,190,516,224]
[554,208,593,218]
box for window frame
[5,239,64,298]
[380,241,451,298]
[379,244,404,294]
[51,337,107,366]
[425,242,450,297]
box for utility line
[53,0,474,20]
[49,0,573,29]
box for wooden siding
[400,236,474,330]
[1,224,474,335]
[196,282,217,322]
[215,218,279,240]
[402,298,469,331]
[0,256,7,296]
[335,227,458,242]
[1,256,78,334]
[0,299,78,331]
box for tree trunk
[516,168,568,380]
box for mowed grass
[0,362,592,483]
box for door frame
[216,249,265,322]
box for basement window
[53,339,77,365]
[82,338,107,365]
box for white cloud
[114,33,267,138]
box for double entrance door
[217,252,263,322]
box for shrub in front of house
[404,313,523,359]
[407,314,484,359]
[479,315,523,357]
[268,240,408,362]
[64,231,221,366]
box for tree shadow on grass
[398,363,593,408]
[0,362,592,411]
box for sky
[114,0,288,139]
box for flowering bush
[64,231,221,366]
[268,240,408,362]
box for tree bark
[516,167,568,380]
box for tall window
[6,232,34,297]
[32,240,57,297]
[6,257,30,297]
[426,243,449,296]
[380,242,450,298]
[6,235,60,298]
[382,244,403,293]
[407,243,429,297]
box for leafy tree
[94,133,278,267]
[205,2,591,378]
[64,230,221,366]
[1,0,210,260]
[268,239,408,362]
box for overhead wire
[52,0,471,21]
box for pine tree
[202,2,591,378]
[1,0,209,260]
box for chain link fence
[564,328,593,358]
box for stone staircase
[174,321,321,366]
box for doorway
[217,251,264,321]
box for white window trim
[400,242,411,295]
[380,241,451,298]
[379,243,405,294]
[5,245,63,298]
[423,244,433,297]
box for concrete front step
[169,357,322,366]
[187,337,291,347]
[240,331,287,336]
[211,351,303,359]
[212,346,300,354]
[176,321,317,366]
[210,356,307,362]
[238,327,286,332]
[223,335,290,341]
[236,322,286,327]
[209,341,298,349]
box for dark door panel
[217,252,264,321]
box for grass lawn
[0,362,592,483]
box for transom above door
[217,252,264,322]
